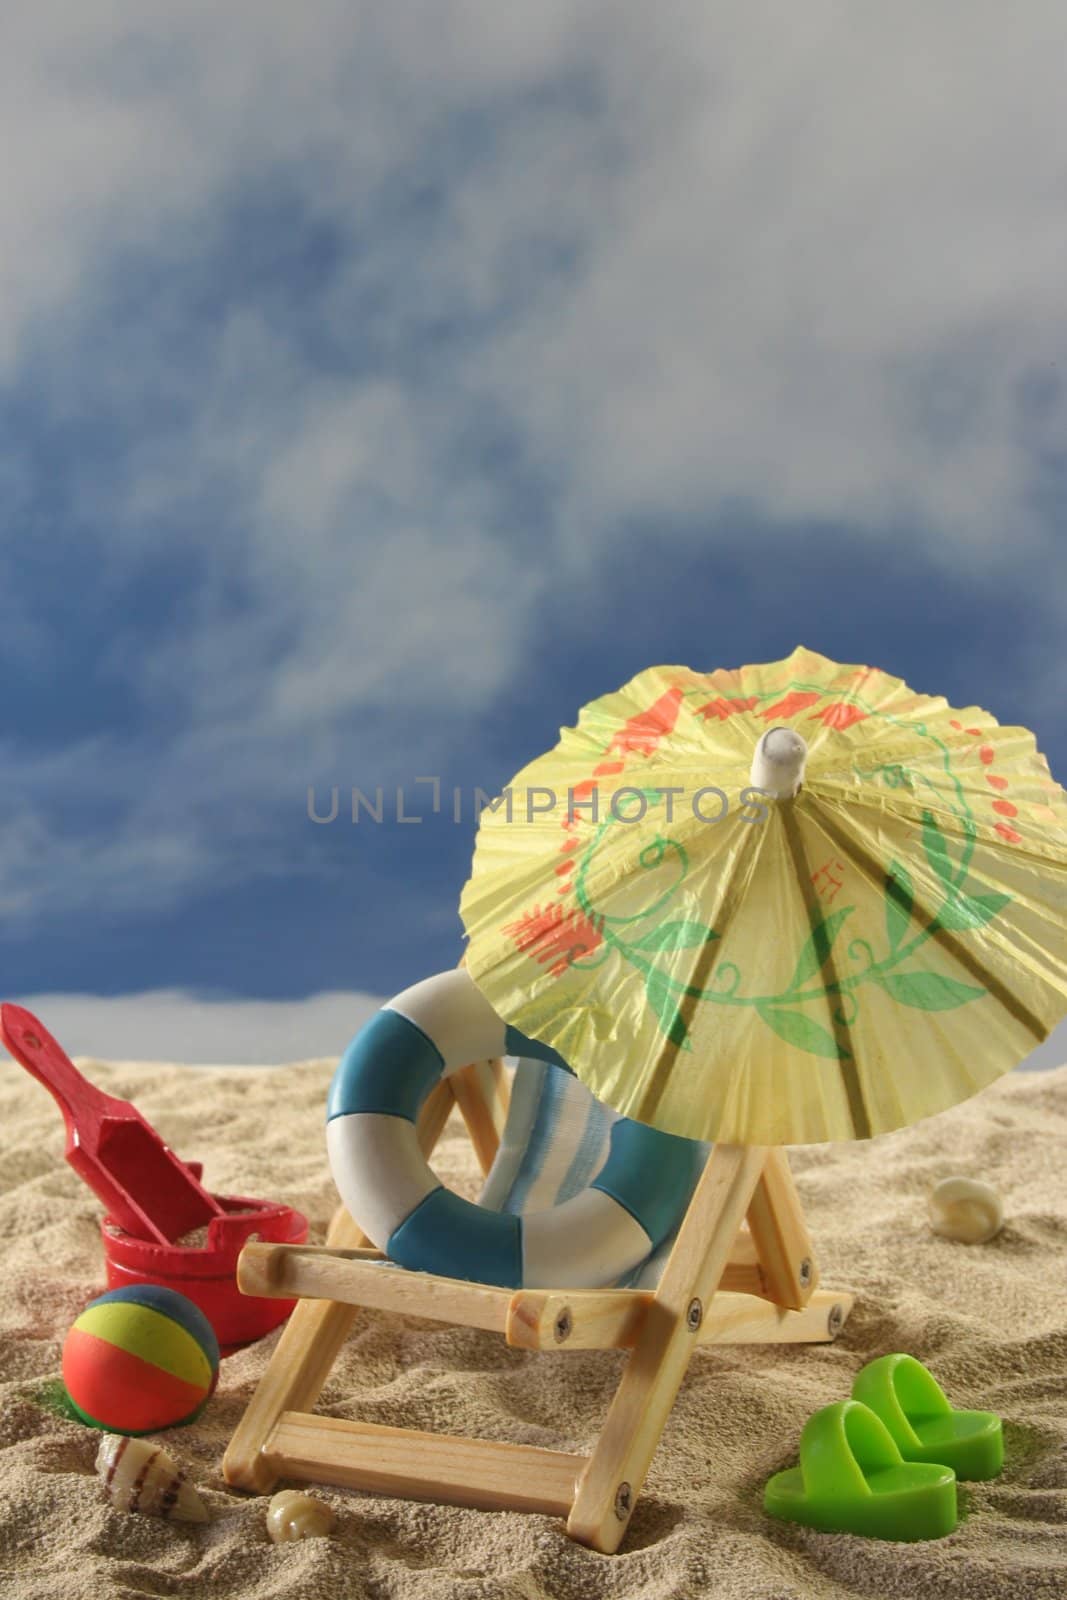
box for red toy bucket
[102,1183,308,1354]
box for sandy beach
[1,1055,1065,1600]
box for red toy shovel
[1,1002,225,1245]
[1,1002,308,1351]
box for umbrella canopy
[459,647,1067,1144]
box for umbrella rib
[809,803,1048,1043]
[632,819,766,1129]
[780,800,872,1140]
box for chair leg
[223,1205,369,1491]
[447,1058,509,1174]
[746,1147,818,1310]
[567,1143,767,1553]
[223,1077,460,1493]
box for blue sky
[3,4,1067,1061]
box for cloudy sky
[2,3,1066,1063]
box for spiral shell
[95,1433,208,1522]
[266,1489,336,1542]
[927,1176,1004,1244]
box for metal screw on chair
[827,1303,844,1338]
[614,1482,633,1521]
[798,1257,813,1288]
[553,1307,573,1344]
[686,1297,702,1332]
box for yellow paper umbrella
[459,647,1067,1145]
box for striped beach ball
[62,1285,220,1433]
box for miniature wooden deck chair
[224,1052,852,1553]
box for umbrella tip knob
[751,726,808,798]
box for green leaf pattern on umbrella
[932,890,1012,933]
[875,972,987,1010]
[788,907,854,990]
[884,862,914,950]
[755,1004,850,1060]
[644,966,692,1051]
[631,920,719,952]
[922,809,956,887]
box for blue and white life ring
[326,968,703,1290]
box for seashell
[927,1176,1004,1244]
[266,1489,336,1542]
[95,1433,208,1522]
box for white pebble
[927,1177,1004,1244]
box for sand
[1,1056,1065,1600]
